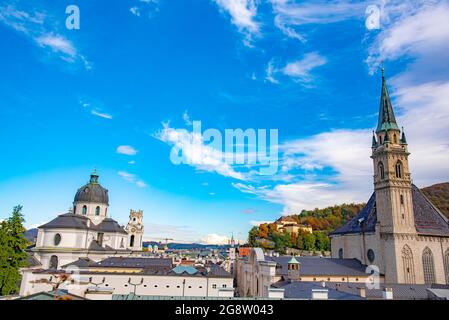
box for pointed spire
[401,127,408,144]
[377,65,400,133]
[372,131,377,148]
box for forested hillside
[422,182,449,219]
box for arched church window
[338,248,343,259]
[422,247,436,284]
[82,205,87,215]
[378,162,385,180]
[49,255,59,269]
[95,206,100,216]
[444,249,449,285]
[367,249,375,263]
[130,235,135,247]
[54,233,61,246]
[402,245,415,284]
[395,161,403,178]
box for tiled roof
[38,214,127,234]
[330,185,449,237]
[265,256,368,277]
[91,257,173,269]
[271,281,363,300]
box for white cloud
[200,233,230,245]
[282,52,327,82]
[213,0,260,45]
[182,110,193,126]
[270,0,366,41]
[116,145,138,156]
[265,52,327,85]
[118,171,147,188]
[130,7,141,17]
[0,4,90,69]
[91,110,113,120]
[154,122,245,180]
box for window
[82,205,87,215]
[444,249,449,285]
[97,233,104,246]
[120,238,125,248]
[222,284,227,288]
[395,161,403,178]
[422,247,436,284]
[367,249,375,263]
[73,206,76,214]
[130,235,135,247]
[212,284,217,289]
[95,206,100,216]
[402,245,415,284]
[54,233,61,246]
[378,162,385,180]
[400,194,404,205]
[49,255,58,269]
[338,248,344,259]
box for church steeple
[376,67,400,133]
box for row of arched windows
[377,160,403,180]
[402,245,449,284]
[74,205,103,216]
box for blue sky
[1,0,449,244]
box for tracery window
[378,162,385,180]
[395,161,403,178]
[443,249,449,285]
[402,245,415,284]
[422,247,436,284]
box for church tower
[371,67,415,235]
[126,210,144,251]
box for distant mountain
[24,228,38,244]
[143,242,227,250]
[422,182,449,219]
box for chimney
[357,287,366,298]
[383,287,393,300]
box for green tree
[248,226,259,247]
[303,233,316,251]
[0,205,29,296]
[315,231,330,252]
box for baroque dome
[74,171,109,205]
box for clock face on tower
[131,227,136,233]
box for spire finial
[90,168,99,184]
[381,61,385,78]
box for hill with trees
[248,182,449,253]
[422,182,449,219]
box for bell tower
[126,210,144,251]
[371,67,415,235]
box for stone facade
[330,71,449,285]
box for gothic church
[330,70,449,285]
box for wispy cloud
[116,145,138,156]
[0,3,90,69]
[129,0,161,18]
[91,110,113,120]
[154,122,246,180]
[265,52,327,85]
[213,0,260,46]
[118,171,147,188]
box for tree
[248,226,259,247]
[303,233,316,251]
[315,231,331,252]
[0,205,30,296]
